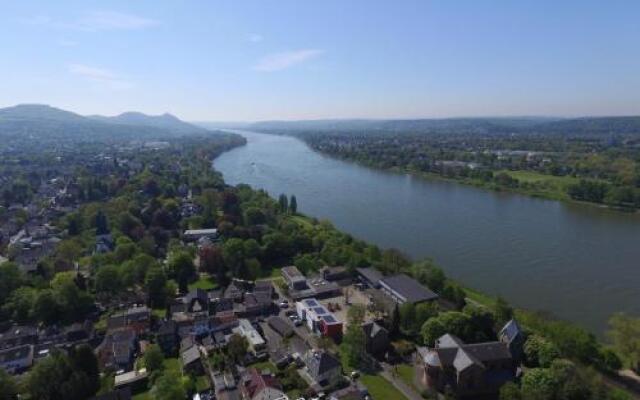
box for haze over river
[215,130,640,335]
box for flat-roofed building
[295,298,343,339]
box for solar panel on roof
[306,299,319,306]
[323,315,337,323]
[313,307,328,315]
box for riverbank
[309,147,639,214]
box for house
[240,367,288,400]
[499,319,525,363]
[213,372,241,400]
[233,319,267,358]
[96,328,137,371]
[0,345,34,374]
[254,280,275,299]
[379,274,438,305]
[0,325,38,350]
[156,320,178,356]
[186,288,211,313]
[419,333,516,398]
[181,345,204,375]
[304,350,342,388]
[108,306,151,335]
[238,293,273,317]
[281,266,307,290]
[183,228,219,242]
[362,321,389,356]
[296,298,343,339]
[356,267,383,289]
[267,316,293,338]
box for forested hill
[250,116,640,136]
[0,104,211,140]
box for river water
[214,130,640,335]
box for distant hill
[250,116,640,136]
[91,111,207,135]
[0,104,211,141]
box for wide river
[215,130,640,335]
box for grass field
[188,276,218,291]
[497,170,580,201]
[361,374,409,400]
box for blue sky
[1,1,639,121]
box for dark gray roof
[306,351,341,377]
[267,316,293,337]
[380,274,439,303]
[356,267,383,285]
[362,321,387,339]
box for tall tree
[289,195,298,214]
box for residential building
[296,298,343,339]
[181,345,204,375]
[362,321,389,356]
[234,319,267,358]
[183,228,219,242]
[240,367,288,400]
[418,333,516,398]
[304,350,342,388]
[156,320,178,356]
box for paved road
[380,362,424,400]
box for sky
[1,1,640,121]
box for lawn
[195,374,211,392]
[395,364,416,390]
[188,276,218,291]
[288,214,314,229]
[248,360,277,373]
[361,374,409,400]
[498,170,580,200]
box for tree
[524,335,560,368]
[222,238,246,276]
[410,260,445,293]
[608,313,640,372]
[95,211,109,235]
[167,251,196,293]
[146,267,168,308]
[95,265,122,296]
[343,304,367,369]
[289,195,298,214]
[278,194,289,213]
[520,368,557,400]
[399,302,417,335]
[0,368,18,400]
[389,303,401,338]
[2,286,37,322]
[23,349,98,400]
[499,382,521,400]
[150,371,186,400]
[421,311,473,345]
[70,344,99,395]
[32,289,62,325]
[227,334,249,364]
[144,344,165,373]
[244,207,266,225]
[0,262,23,305]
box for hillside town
[0,130,637,400]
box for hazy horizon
[2,1,640,120]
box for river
[214,130,640,335]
